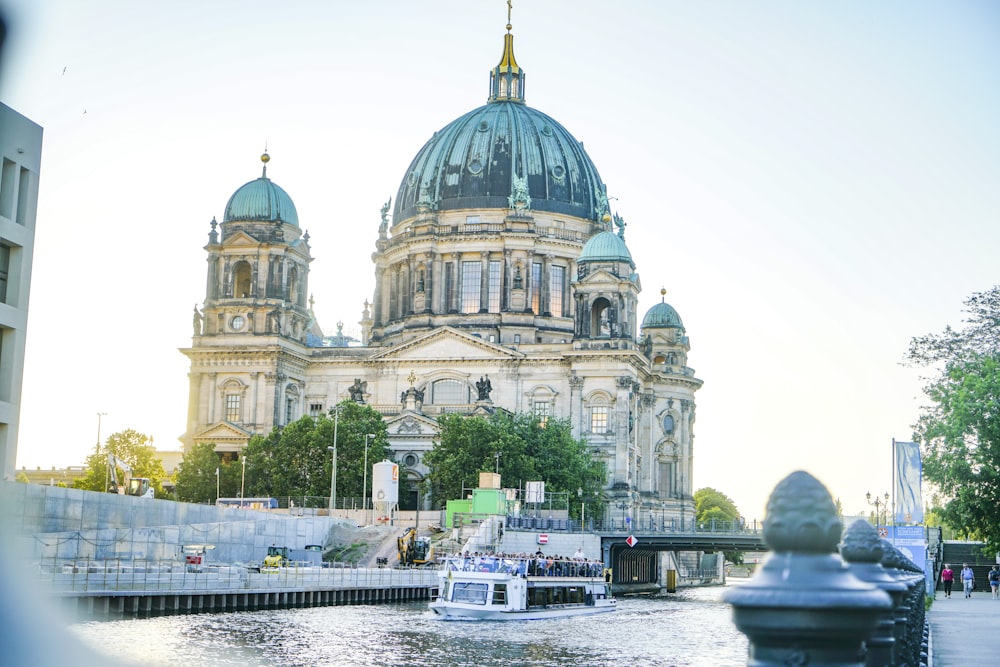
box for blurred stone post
[723,471,892,666]
[881,541,927,667]
[841,520,908,666]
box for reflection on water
[70,586,748,667]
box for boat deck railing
[442,555,604,579]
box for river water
[70,586,748,667]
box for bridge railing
[504,514,762,536]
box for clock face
[231,315,245,331]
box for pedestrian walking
[989,565,1000,599]
[941,563,954,598]
[961,563,975,598]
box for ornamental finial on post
[722,471,892,666]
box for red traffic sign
[625,535,638,548]
[537,533,549,545]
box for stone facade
[180,22,702,527]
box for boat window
[492,583,507,605]
[452,582,488,605]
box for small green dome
[642,301,684,330]
[579,231,634,267]
[224,161,298,226]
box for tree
[174,442,241,503]
[73,428,168,497]
[425,412,606,515]
[15,471,29,483]
[694,486,744,565]
[694,487,740,525]
[908,286,1000,552]
[243,401,390,501]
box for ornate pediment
[370,327,523,362]
[194,421,254,446]
[220,230,262,247]
[385,412,439,436]
[575,267,627,286]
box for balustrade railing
[722,470,928,667]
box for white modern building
[181,20,702,524]
[0,102,42,481]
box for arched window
[288,266,299,305]
[233,261,252,298]
[431,379,469,404]
[222,379,246,424]
[590,297,612,338]
[285,384,300,424]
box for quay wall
[1,482,343,564]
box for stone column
[541,254,552,316]
[502,249,512,312]
[568,374,584,439]
[479,251,489,313]
[207,373,217,424]
[425,250,436,313]
[450,253,461,313]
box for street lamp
[363,433,375,519]
[866,491,890,529]
[97,412,107,491]
[328,405,341,512]
[215,467,220,505]
[578,487,584,532]
[240,456,247,502]
[616,500,629,531]
[327,446,337,513]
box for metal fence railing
[29,558,439,594]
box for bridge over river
[502,516,768,589]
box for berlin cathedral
[181,17,702,523]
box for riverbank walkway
[927,589,1000,666]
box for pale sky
[3,0,998,520]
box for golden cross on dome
[507,0,513,30]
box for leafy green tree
[694,487,740,524]
[425,412,605,515]
[694,486,744,564]
[908,286,1000,551]
[243,401,390,500]
[15,471,29,483]
[73,429,168,497]
[174,442,241,503]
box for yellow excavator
[107,454,154,498]
[397,527,435,566]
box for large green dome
[224,160,298,226]
[393,29,606,224]
[394,102,606,222]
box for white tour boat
[429,554,617,620]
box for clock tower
[195,152,314,342]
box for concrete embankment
[2,482,441,619]
[42,565,438,618]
